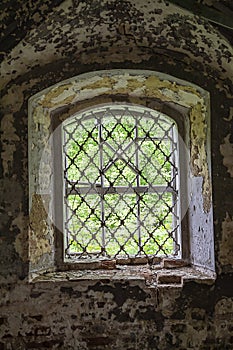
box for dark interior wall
[0,1,233,349]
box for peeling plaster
[0,178,23,230]
[0,1,233,347]
[215,297,233,316]
[223,106,233,121]
[219,213,233,266]
[28,70,214,274]
[29,194,52,264]
[190,102,211,211]
[13,213,28,263]
[1,0,233,92]
[32,105,50,132]
[31,71,211,213]
[1,113,20,176]
[220,134,233,177]
[1,85,24,113]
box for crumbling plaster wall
[0,0,233,349]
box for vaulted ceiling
[1,0,233,65]
[1,0,233,96]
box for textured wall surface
[0,0,233,349]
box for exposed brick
[157,274,182,284]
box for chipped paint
[220,134,233,177]
[37,73,204,111]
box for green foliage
[64,112,178,258]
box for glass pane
[139,139,172,185]
[140,192,174,255]
[66,194,102,254]
[104,194,138,257]
[62,104,180,260]
[104,159,137,187]
[64,120,99,184]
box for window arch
[60,104,182,262]
[28,70,215,278]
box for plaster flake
[112,75,132,89]
[190,102,211,211]
[1,114,20,141]
[40,84,73,108]
[29,194,52,263]
[1,86,24,112]
[33,106,50,132]
[83,77,115,91]
[35,74,205,115]
[13,213,28,262]
[51,92,76,106]
[76,87,111,102]
[215,81,233,99]
[215,297,233,316]
[220,134,233,177]
[219,213,233,266]
[1,114,20,176]
[223,107,233,121]
[58,0,73,13]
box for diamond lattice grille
[63,104,181,260]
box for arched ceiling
[1,0,233,64]
[0,0,233,59]
[0,0,233,92]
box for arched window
[29,70,215,278]
[60,104,182,262]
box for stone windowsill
[30,259,216,286]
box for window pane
[62,104,180,261]
[104,194,138,257]
[140,193,174,255]
[66,194,102,255]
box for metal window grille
[62,104,181,261]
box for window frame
[52,101,190,270]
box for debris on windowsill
[29,258,216,286]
